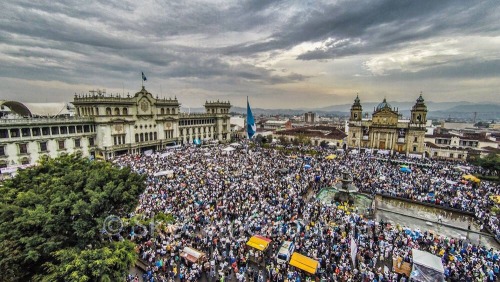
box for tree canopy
[474,153,500,176]
[0,154,145,281]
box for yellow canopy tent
[246,235,271,251]
[289,252,319,275]
[462,174,480,183]
[325,154,337,160]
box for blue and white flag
[141,72,147,81]
[247,97,256,138]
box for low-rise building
[424,131,498,160]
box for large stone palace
[0,87,231,170]
[347,94,427,155]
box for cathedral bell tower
[410,93,427,124]
[350,94,362,121]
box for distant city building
[441,122,476,130]
[304,112,316,124]
[348,94,427,156]
[259,119,292,131]
[0,87,231,170]
[275,126,347,147]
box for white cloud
[364,36,500,75]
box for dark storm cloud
[219,0,500,61]
[0,0,498,105]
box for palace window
[40,141,48,152]
[0,129,8,138]
[19,143,28,154]
[412,146,417,152]
[123,108,128,115]
[114,108,120,115]
[0,145,5,156]
[58,140,65,150]
[414,137,418,142]
[106,107,112,115]
[88,137,94,146]
[51,127,59,135]
[10,128,19,138]
[74,138,81,148]
[135,134,139,143]
[21,128,31,137]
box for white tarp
[408,153,423,159]
[154,170,174,177]
[160,152,174,158]
[378,150,390,155]
[230,142,241,147]
[222,146,236,152]
[411,249,445,282]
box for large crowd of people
[116,142,500,282]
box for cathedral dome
[376,98,391,111]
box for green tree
[278,135,289,145]
[42,240,136,282]
[0,154,145,281]
[475,153,500,176]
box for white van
[276,241,295,264]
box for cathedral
[347,94,427,155]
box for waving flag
[247,97,256,138]
[141,72,147,81]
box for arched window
[94,107,99,115]
[106,107,112,115]
[154,132,157,140]
[167,108,170,114]
[114,108,120,115]
[161,108,164,115]
[140,133,144,142]
[149,132,153,140]
[135,134,139,142]
[123,108,128,115]
[145,133,149,141]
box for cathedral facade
[347,94,427,155]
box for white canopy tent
[410,249,445,282]
[229,142,241,147]
[222,146,236,152]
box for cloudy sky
[1,0,499,108]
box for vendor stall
[410,249,445,282]
[180,247,206,264]
[289,252,319,275]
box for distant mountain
[315,101,474,112]
[443,104,500,113]
[183,102,499,120]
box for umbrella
[304,164,312,169]
[400,167,411,173]
[325,154,337,160]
